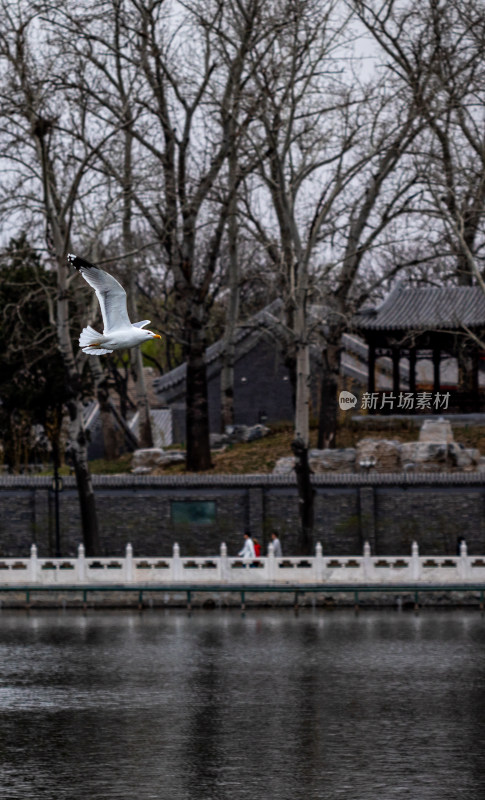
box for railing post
[125,543,133,583]
[268,541,276,582]
[29,543,38,583]
[315,542,323,583]
[220,542,229,582]
[363,540,372,581]
[458,538,470,580]
[77,543,85,583]
[172,542,182,582]
[411,541,420,581]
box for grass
[158,425,303,475]
[35,418,485,477]
[39,453,133,477]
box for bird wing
[133,320,151,329]
[68,254,131,332]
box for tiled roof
[153,300,285,393]
[152,303,403,401]
[356,283,485,331]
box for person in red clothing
[253,538,261,557]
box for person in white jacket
[238,533,255,559]
[270,532,282,558]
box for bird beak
[154,334,161,339]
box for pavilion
[354,283,485,412]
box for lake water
[0,609,484,800]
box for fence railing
[0,541,482,587]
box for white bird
[68,254,161,355]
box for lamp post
[51,450,63,557]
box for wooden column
[368,341,376,393]
[392,349,400,395]
[472,350,479,411]
[409,348,417,394]
[432,348,441,393]
[472,350,479,393]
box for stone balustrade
[0,540,483,587]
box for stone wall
[170,338,294,443]
[1,473,485,558]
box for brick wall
[0,473,484,558]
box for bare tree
[239,0,422,549]
[0,2,109,553]
[46,0,270,469]
[352,0,485,388]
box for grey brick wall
[0,473,484,558]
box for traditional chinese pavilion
[354,283,485,413]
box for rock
[226,424,270,443]
[400,442,449,470]
[272,457,296,474]
[132,448,167,469]
[355,438,401,472]
[309,448,356,473]
[419,418,454,443]
[132,447,186,472]
[210,433,229,449]
[448,443,480,469]
[162,451,186,465]
[399,441,480,472]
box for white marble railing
[0,541,483,587]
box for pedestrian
[456,535,466,555]
[270,531,282,558]
[253,538,262,557]
[238,533,255,560]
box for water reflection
[0,609,484,799]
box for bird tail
[79,325,113,355]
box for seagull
[68,254,161,355]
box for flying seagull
[68,254,161,355]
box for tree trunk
[54,251,100,554]
[291,436,315,555]
[318,341,341,449]
[65,397,101,556]
[96,381,122,460]
[124,117,154,450]
[457,346,479,411]
[131,347,154,448]
[90,358,123,460]
[220,124,240,431]
[220,263,239,430]
[56,255,100,554]
[292,346,314,555]
[294,338,310,444]
[292,298,314,555]
[220,351,235,431]
[185,325,212,471]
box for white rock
[448,443,480,469]
[163,451,186,465]
[132,448,167,469]
[226,424,270,443]
[309,448,356,472]
[210,433,229,449]
[356,438,401,472]
[419,418,454,444]
[401,442,449,464]
[273,456,296,474]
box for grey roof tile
[355,283,485,331]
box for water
[0,609,484,800]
